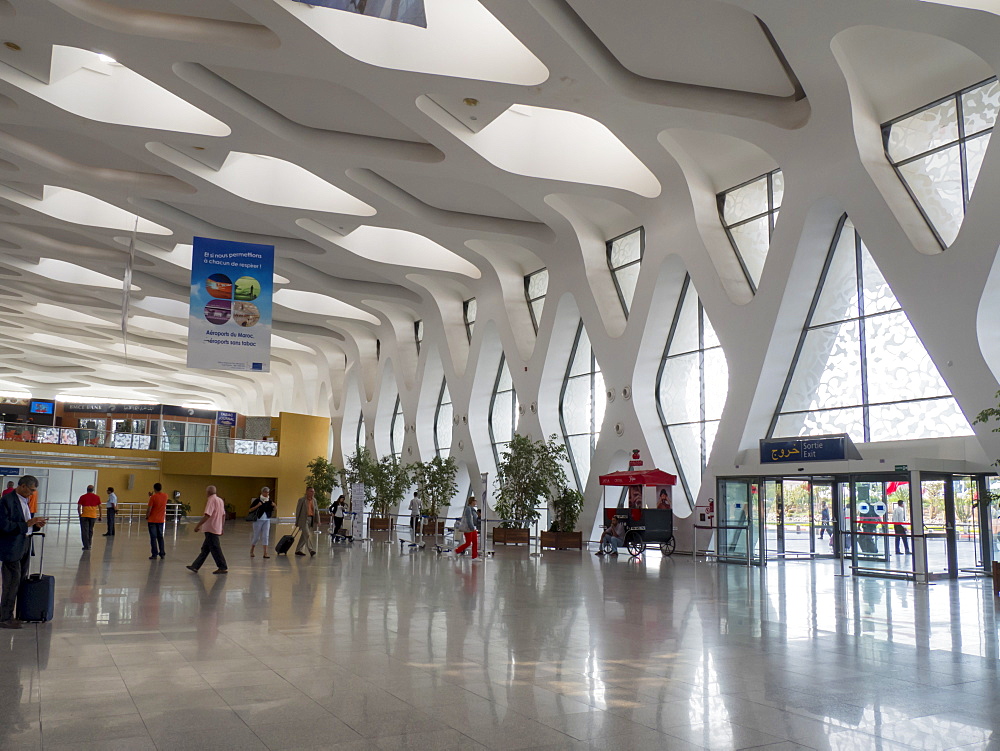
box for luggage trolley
[598,465,678,557]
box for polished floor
[2,519,1000,750]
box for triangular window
[772,216,973,441]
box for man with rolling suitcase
[0,475,47,629]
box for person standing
[77,485,101,550]
[186,485,228,574]
[409,492,421,532]
[0,476,46,629]
[330,495,347,538]
[294,487,318,557]
[453,497,481,561]
[146,483,168,560]
[248,487,275,558]
[892,500,911,555]
[103,487,118,537]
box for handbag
[247,500,262,522]
[455,513,470,534]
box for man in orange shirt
[77,485,102,550]
[146,482,168,560]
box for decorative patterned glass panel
[718,169,782,290]
[524,268,548,333]
[559,320,604,491]
[656,274,728,506]
[772,215,973,442]
[864,312,950,403]
[606,227,643,317]
[489,356,518,465]
[869,397,973,441]
[885,99,958,163]
[773,407,865,444]
[897,148,963,245]
[463,298,477,343]
[883,78,996,248]
[434,380,452,458]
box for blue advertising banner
[187,237,273,372]
[289,0,427,27]
[760,436,847,463]
[216,411,237,427]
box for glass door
[850,478,893,575]
[781,479,813,557]
[717,477,760,564]
[763,479,781,559]
[953,475,980,574]
[812,480,835,557]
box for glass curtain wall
[772,215,973,442]
[356,410,365,453]
[606,228,643,316]
[524,269,548,332]
[463,298,477,343]
[414,320,423,354]
[656,274,728,506]
[489,355,518,465]
[434,379,452,458]
[883,78,998,247]
[390,395,404,461]
[559,321,605,491]
[718,169,783,290]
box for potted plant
[411,455,458,535]
[305,456,340,524]
[369,454,411,532]
[541,487,585,550]
[494,433,568,545]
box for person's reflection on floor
[138,558,164,629]
[193,572,226,659]
[0,628,41,746]
[69,551,93,620]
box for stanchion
[530,517,542,557]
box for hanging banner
[289,0,427,27]
[187,237,273,372]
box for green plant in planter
[411,455,459,521]
[551,487,585,533]
[344,447,379,511]
[494,433,569,528]
[370,455,412,518]
[304,456,339,510]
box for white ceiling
[0,0,995,415]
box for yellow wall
[0,411,330,517]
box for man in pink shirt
[186,485,228,574]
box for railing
[36,501,186,525]
[0,423,278,456]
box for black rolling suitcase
[275,528,297,555]
[18,533,54,623]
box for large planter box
[492,527,530,545]
[540,531,583,550]
[421,520,446,535]
[369,516,393,531]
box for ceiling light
[55,394,159,405]
[97,53,118,64]
[0,389,31,399]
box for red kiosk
[599,455,678,557]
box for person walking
[249,487,275,558]
[409,492,421,532]
[330,495,347,538]
[146,483,168,559]
[892,500,911,555]
[294,487,318,557]
[0,476,46,629]
[453,497,481,561]
[77,485,101,550]
[819,502,830,540]
[103,486,118,537]
[186,485,228,574]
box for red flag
[885,481,905,495]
